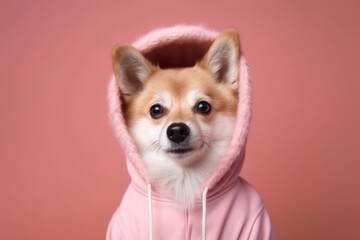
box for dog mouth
[165,141,206,157]
[167,147,194,155]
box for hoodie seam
[247,205,266,240]
[185,210,190,240]
[131,177,238,204]
[199,178,238,203]
[131,181,174,202]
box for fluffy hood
[108,25,251,197]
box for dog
[112,29,240,210]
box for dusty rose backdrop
[1,0,359,239]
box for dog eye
[195,101,211,115]
[150,104,165,119]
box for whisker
[145,140,162,152]
[197,133,231,158]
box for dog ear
[112,45,155,96]
[200,28,241,86]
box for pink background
[1,0,359,239]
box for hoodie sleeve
[248,206,275,240]
[106,209,125,240]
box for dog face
[121,66,238,165]
[112,29,240,208]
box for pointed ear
[112,45,155,97]
[200,28,241,86]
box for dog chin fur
[130,114,236,210]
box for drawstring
[202,187,209,240]
[146,183,209,240]
[147,183,154,240]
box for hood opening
[142,40,213,68]
[109,25,251,195]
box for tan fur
[124,67,238,127]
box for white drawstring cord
[147,183,154,240]
[202,187,209,240]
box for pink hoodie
[106,25,274,240]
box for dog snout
[167,123,190,143]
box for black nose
[167,123,190,143]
